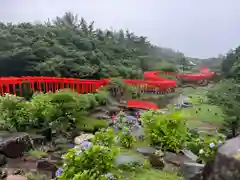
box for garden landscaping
[0,82,231,180]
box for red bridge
[0,67,214,110]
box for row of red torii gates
[0,68,214,97]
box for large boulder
[180,162,204,180]
[136,147,164,169]
[0,132,33,158]
[204,136,240,180]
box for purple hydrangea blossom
[55,169,63,177]
[81,141,92,151]
[209,142,215,148]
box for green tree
[207,80,240,137]
[0,12,186,79]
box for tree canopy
[0,12,186,79]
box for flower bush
[57,139,119,180]
[93,128,116,147]
[119,127,135,148]
[0,89,109,131]
[197,136,225,163]
[141,110,188,152]
[0,94,32,131]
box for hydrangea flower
[209,142,215,148]
[55,169,63,177]
[104,173,115,180]
[81,141,92,151]
[199,149,204,154]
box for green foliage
[58,141,119,180]
[93,128,115,147]
[221,47,240,78]
[207,80,240,136]
[77,119,108,133]
[95,90,108,105]
[154,61,178,72]
[141,110,188,152]
[25,149,48,159]
[0,12,186,79]
[0,90,108,132]
[198,136,224,163]
[0,94,31,131]
[185,130,225,163]
[25,172,46,180]
[119,127,136,148]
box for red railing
[144,68,214,82]
[127,99,158,110]
[0,68,214,97]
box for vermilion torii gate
[0,68,214,96]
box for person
[135,111,142,125]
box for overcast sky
[0,0,239,58]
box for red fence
[127,99,158,110]
[0,68,214,96]
[144,68,214,81]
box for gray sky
[0,0,239,58]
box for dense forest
[0,12,189,79]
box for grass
[179,86,225,130]
[117,140,183,180]
[180,104,224,125]
[25,149,48,158]
[120,169,184,180]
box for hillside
[0,12,185,79]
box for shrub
[198,135,225,163]
[93,128,115,147]
[95,91,108,105]
[57,141,119,180]
[86,93,98,108]
[141,110,188,152]
[119,127,135,148]
[76,94,91,111]
[0,94,32,131]
[77,119,108,133]
[29,92,56,128]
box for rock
[202,135,240,180]
[30,134,46,145]
[180,149,198,162]
[180,162,204,180]
[107,106,120,114]
[163,152,182,166]
[36,159,57,178]
[155,149,164,157]
[91,112,110,120]
[116,155,145,166]
[74,134,94,145]
[0,154,7,166]
[136,147,156,156]
[11,169,24,175]
[148,154,164,169]
[6,175,27,180]
[0,132,33,158]
[36,128,52,141]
